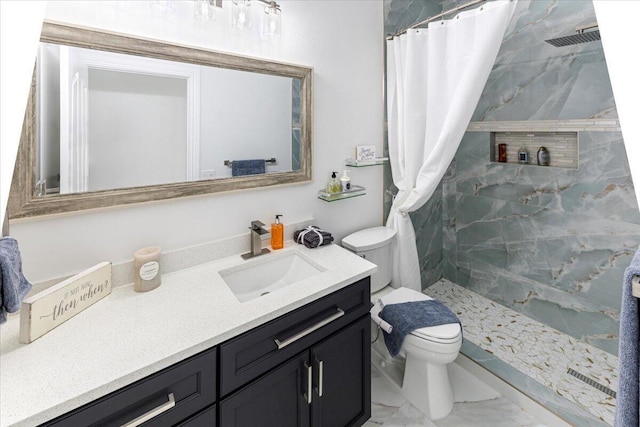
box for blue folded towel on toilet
[379,300,461,357]
[0,238,32,324]
[232,159,266,177]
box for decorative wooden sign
[19,262,112,344]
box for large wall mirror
[9,22,312,219]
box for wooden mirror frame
[9,22,312,219]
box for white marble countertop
[0,243,376,427]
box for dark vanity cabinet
[42,277,370,427]
[42,348,218,427]
[219,277,371,427]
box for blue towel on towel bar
[379,300,461,357]
[615,246,640,427]
[0,238,32,324]
[232,159,266,177]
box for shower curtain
[386,0,517,289]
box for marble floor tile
[370,362,548,427]
[433,398,546,427]
[448,361,501,403]
[381,402,438,427]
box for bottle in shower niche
[498,143,507,162]
[537,146,550,166]
[518,146,529,164]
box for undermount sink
[220,251,326,302]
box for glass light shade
[262,3,281,37]
[194,0,216,22]
[231,0,252,30]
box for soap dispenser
[326,172,340,194]
[271,214,284,250]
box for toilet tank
[342,227,397,293]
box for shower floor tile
[427,279,618,426]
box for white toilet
[342,226,462,420]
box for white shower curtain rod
[388,0,487,39]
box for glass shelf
[345,158,389,167]
[317,185,366,202]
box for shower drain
[567,368,616,398]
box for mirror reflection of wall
[88,70,188,192]
[36,42,301,196]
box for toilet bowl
[342,227,462,420]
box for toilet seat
[380,287,461,344]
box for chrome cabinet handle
[317,359,324,397]
[304,362,313,404]
[274,308,345,349]
[121,393,175,427]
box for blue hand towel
[232,159,266,177]
[615,246,640,427]
[380,300,461,357]
[0,238,32,324]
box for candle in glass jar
[133,246,161,292]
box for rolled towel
[293,225,333,249]
[380,300,461,357]
[0,238,33,324]
[232,159,266,177]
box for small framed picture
[356,145,376,161]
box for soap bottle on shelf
[326,171,340,194]
[340,170,351,192]
[271,214,283,250]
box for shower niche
[490,131,578,169]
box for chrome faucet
[242,220,271,260]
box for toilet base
[401,353,454,420]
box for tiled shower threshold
[427,279,617,427]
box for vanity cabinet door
[219,352,311,427]
[311,315,371,427]
[174,404,216,426]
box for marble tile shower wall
[384,0,640,356]
[442,0,640,357]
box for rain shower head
[545,23,600,47]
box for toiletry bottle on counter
[271,214,284,250]
[326,171,340,194]
[340,170,351,191]
[537,146,550,166]
[518,146,529,164]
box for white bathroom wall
[8,0,384,282]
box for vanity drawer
[43,348,217,427]
[220,277,370,396]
